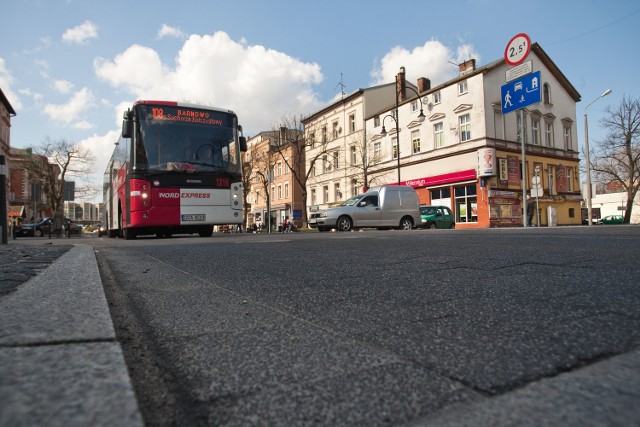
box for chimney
[396,66,406,102]
[417,77,431,94]
[459,59,476,76]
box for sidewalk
[0,240,143,427]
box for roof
[0,88,17,115]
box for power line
[546,8,640,46]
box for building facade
[246,130,305,230]
[362,43,582,228]
[302,83,406,212]
[1,88,17,227]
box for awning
[7,206,25,218]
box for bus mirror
[239,136,247,152]
[122,118,133,138]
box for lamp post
[380,71,426,185]
[584,88,612,226]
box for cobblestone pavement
[0,242,74,298]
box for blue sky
[1,0,639,201]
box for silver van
[309,185,420,231]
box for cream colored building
[302,83,409,212]
[363,43,582,227]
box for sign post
[503,33,535,227]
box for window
[545,123,553,147]
[547,165,555,195]
[373,141,382,160]
[323,154,330,173]
[374,115,380,127]
[334,182,341,200]
[277,161,282,176]
[333,151,339,170]
[310,188,316,205]
[277,185,282,200]
[434,122,444,148]
[563,125,572,150]
[284,182,289,198]
[349,114,356,133]
[309,132,316,147]
[351,179,358,197]
[569,208,575,218]
[332,121,339,139]
[566,167,573,192]
[459,114,471,142]
[350,145,357,164]
[455,184,477,223]
[458,80,468,95]
[543,83,551,104]
[323,185,329,204]
[531,118,540,145]
[321,126,327,143]
[430,187,451,208]
[392,137,398,159]
[433,91,441,104]
[255,191,260,204]
[411,100,419,112]
[412,130,421,154]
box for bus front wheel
[198,226,213,237]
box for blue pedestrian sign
[501,71,541,114]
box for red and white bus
[103,100,247,239]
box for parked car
[309,185,420,232]
[16,217,82,237]
[97,223,107,237]
[420,205,455,229]
[598,215,624,225]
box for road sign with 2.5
[501,71,541,115]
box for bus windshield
[135,104,240,174]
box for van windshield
[340,194,366,207]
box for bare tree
[251,143,278,229]
[25,138,96,216]
[590,95,640,223]
[270,114,331,227]
[349,130,394,191]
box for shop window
[454,184,477,223]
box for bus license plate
[182,214,206,221]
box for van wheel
[429,222,436,229]
[399,217,413,230]
[337,216,352,232]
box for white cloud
[77,129,122,201]
[53,79,74,93]
[371,39,481,87]
[18,88,43,102]
[94,31,324,133]
[62,20,98,44]
[0,57,22,110]
[156,24,185,40]
[43,87,95,126]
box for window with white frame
[454,184,477,223]
[563,125,572,150]
[392,137,398,159]
[373,141,382,160]
[277,184,282,200]
[566,167,573,192]
[349,113,355,133]
[323,154,330,173]
[310,188,316,205]
[323,185,329,203]
[543,83,551,104]
[458,80,468,95]
[433,91,441,104]
[334,182,341,200]
[351,179,358,197]
[309,132,316,147]
[411,130,421,154]
[459,114,471,142]
[411,100,418,112]
[434,122,444,148]
[545,122,554,147]
[350,145,357,164]
[332,121,339,139]
[321,126,327,143]
[284,182,289,198]
[333,151,339,170]
[531,117,540,145]
[547,165,555,195]
[374,115,380,127]
[255,191,260,204]
[277,161,282,176]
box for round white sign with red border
[504,33,531,66]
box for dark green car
[598,215,624,225]
[420,205,455,229]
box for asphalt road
[92,226,640,426]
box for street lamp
[380,73,426,185]
[584,88,612,226]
